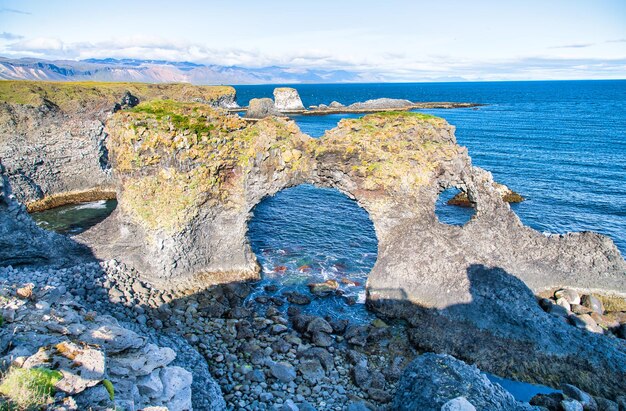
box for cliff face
[0,81,238,206]
[0,159,90,267]
[92,103,626,293]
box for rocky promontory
[235,87,481,117]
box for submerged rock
[308,279,340,296]
[447,182,524,206]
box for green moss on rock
[318,111,456,191]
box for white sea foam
[73,200,108,210]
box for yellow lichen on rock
[122,167,205,233]
[108,101,318,233]
[319,111,455,192]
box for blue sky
[1,0,625,80]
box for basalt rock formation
[0,81,238,208]
[393,353,535,410]
[80,102,626,399]
[0,159,90,267]
[245,97,281,119]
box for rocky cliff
[0,159,89,268]
[0,81,238,207]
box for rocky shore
[1,81,625,410]
[2,260,625,410]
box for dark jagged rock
[392,353,536,411]
[0,159,91,268]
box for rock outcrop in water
[79,101,626,399]
[245,97,281,119]
[0,81,238,207]
[273,87,305,111]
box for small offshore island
[0,81,625,411]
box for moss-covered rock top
[107,104,457,232]
[0,80,236,112]
[317,111,459,191]
[108,100,314,232]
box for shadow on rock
[368,264,626,401]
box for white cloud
[1,35,625,81]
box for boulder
[441,397,477,411]
[555,289,581,306]
[581,295,604,315]
[268,361,296,383]
[391,353,536,411]
[308,280,340,296]
[273,87,305,111]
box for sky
[1,0,625,81]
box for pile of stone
[538,288,626,338]
[0,279,193,410]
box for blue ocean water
[239,81,626,256]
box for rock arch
[79,101,625,299]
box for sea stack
[273,87,305,111]
[245,97,280,118]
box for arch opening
[30,198,118,235]
[247,184,378,321]
[435,187,476,226]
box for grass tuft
[0,367,63,410]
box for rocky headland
[0,81,238,207]
[0,81,625,411]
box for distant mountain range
[0,57,368,84]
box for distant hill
[0,57,366,84]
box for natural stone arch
[80,101,624,297]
